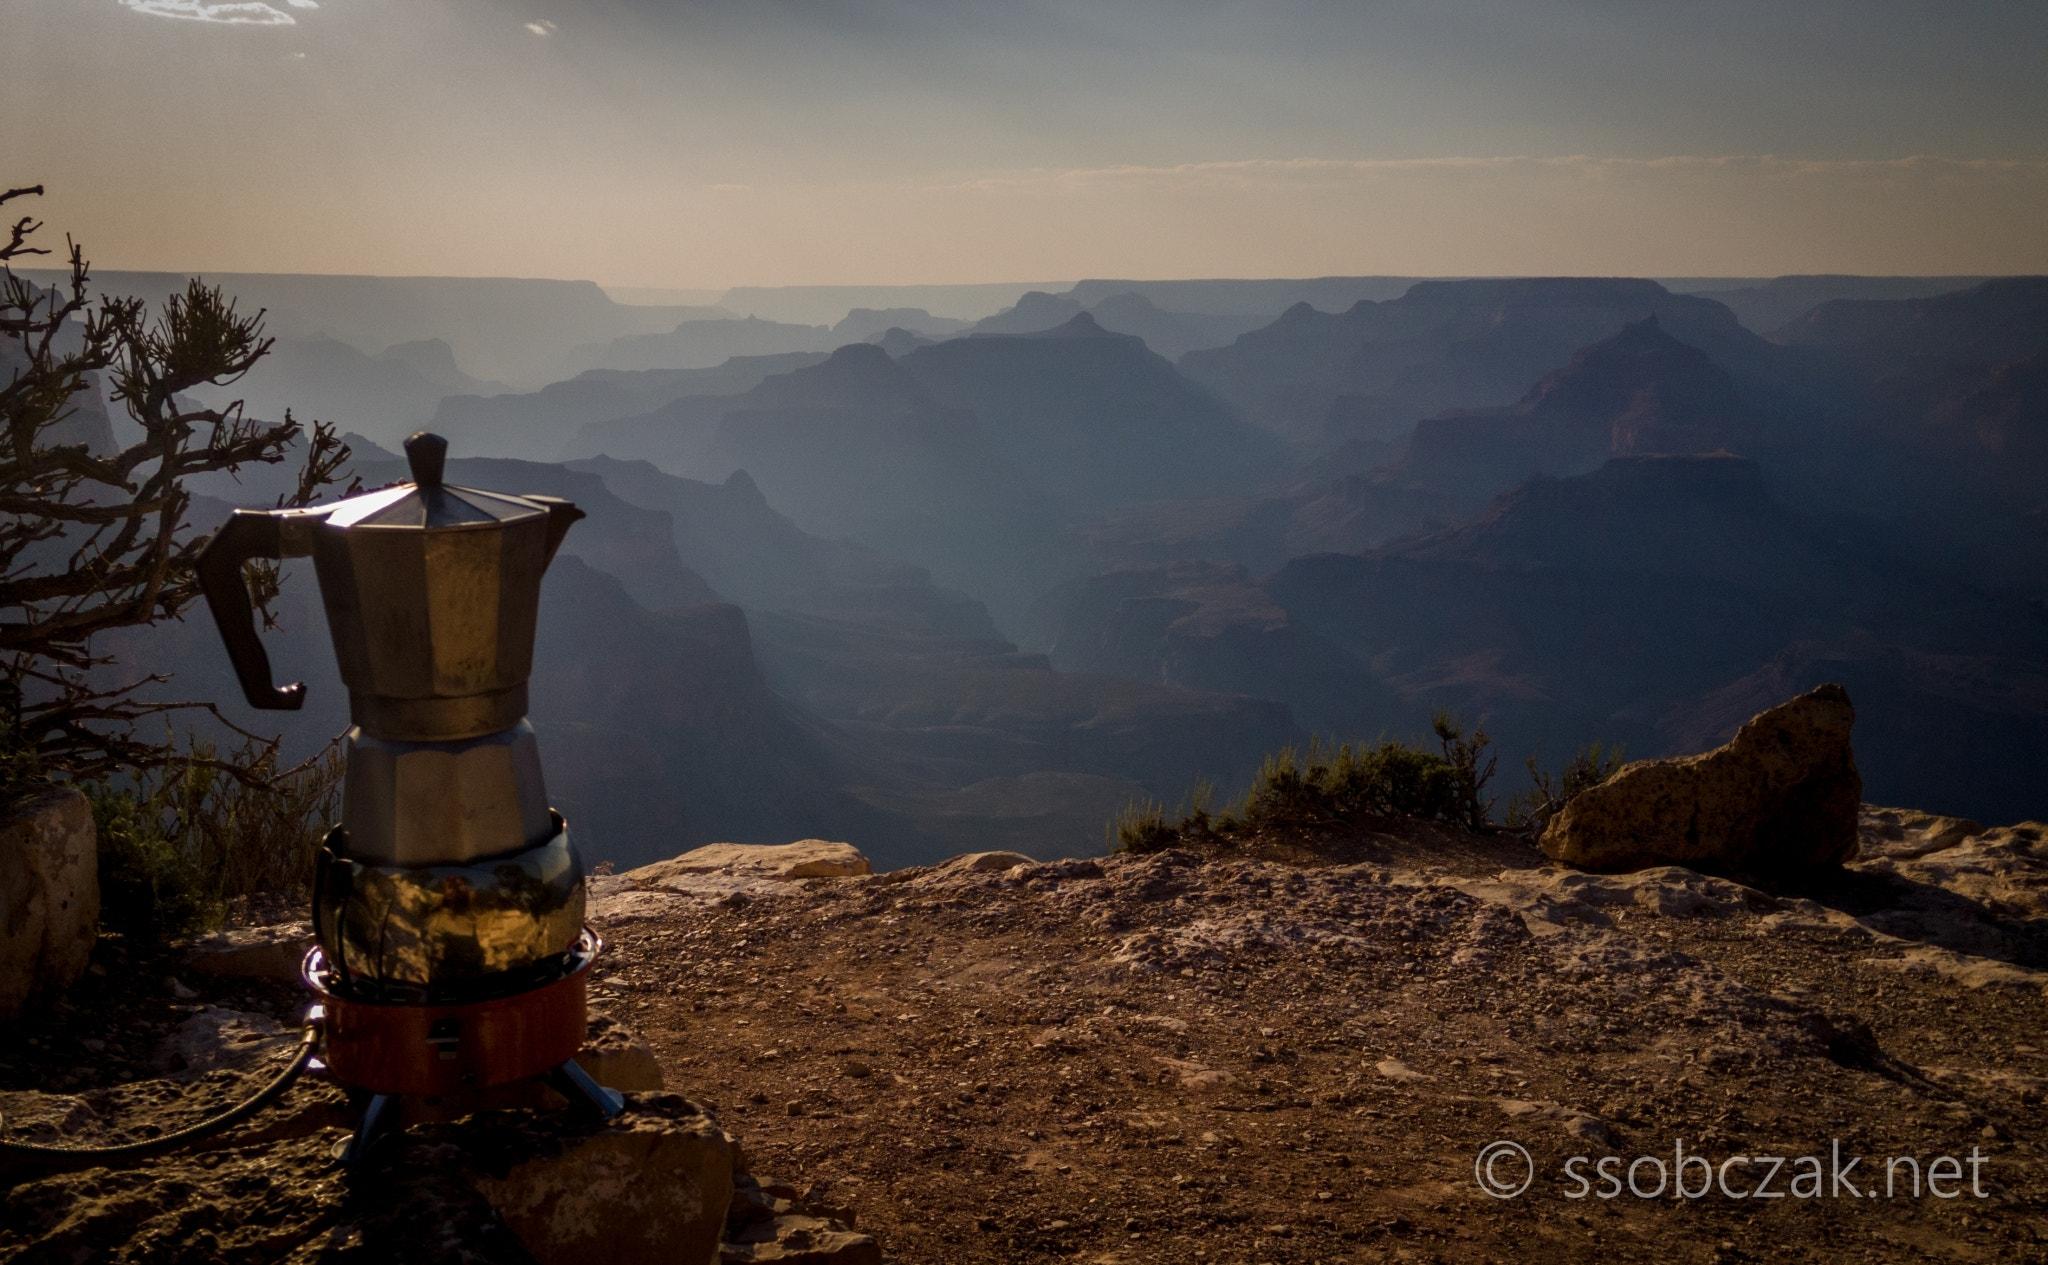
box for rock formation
[1179,276,1772,442]
[1394,316,1749,508]
[0,787,99,1022]
[1540,683,1862,876]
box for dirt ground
[586,816,2048,1264]
[4,813,2046,1263]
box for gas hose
[0,1013,322,1169]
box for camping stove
[198,432,622,1160]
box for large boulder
[0,785,99,1021]
[1541,684,1862,877]
[471,1098,739,1265]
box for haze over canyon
[23,267,2037,869]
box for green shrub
[85,737,343,947]
[88,779,214,947]
[1114,710,1498,852]
[1106,780,1216,853]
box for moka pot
[197,432,588,994]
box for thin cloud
[526,19,557,36]
[924,154,2048,195]
[120,0,316,24]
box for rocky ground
[3,808,2046,1263]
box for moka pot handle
[196,510,308,711]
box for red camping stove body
[302,933,596,1097]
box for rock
[724,1174,880,1265]
[1862,945,2048,993]
[151,1006,295,1077]
[1873,822,2048,919]
[1498,1098,1616,1147]
[1447,865,1775,936]
[1842,822,2048,971]
[1858,805,1984,860]
[470,1096,740,1265]
[628,841,872,887]
[585,873,690,926]
[1541,684,1862,877]
[577,1013,666,1092]
[722,1215,881,1264]
[1005,857,1104,883]
[1154,1056,1235,1089]
[939,851,1036,873]
[182,922,314,981]
[0,786,99,1022]
[0,1090,103,1143]
[728,1173,800,1223]
[1375,1059,1429,1083]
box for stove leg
[548,1059,625,1119]
[335,1092,400,1165]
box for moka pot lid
[319,432,551,532]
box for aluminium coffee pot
[198,431,584,745]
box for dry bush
[1114,711,1498,853]
[1505,741,1627,836]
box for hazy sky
[4,1,2045,285]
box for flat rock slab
[152,1004,296,1077]
[575,830,2048,1263]
[629,841,872,887]
[182,922,314,981]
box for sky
[3,0,2045,286]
